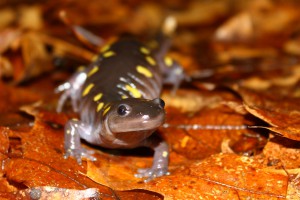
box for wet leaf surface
[0,0,299,199]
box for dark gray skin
[57,38,185,182]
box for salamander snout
[153,98,165,109]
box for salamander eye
[153,98,165,109]
[117,105,129,116]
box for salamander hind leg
[161,58,190,94]
[135,134,170,182]
[64,119,96,164]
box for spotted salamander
[56,24,186,181]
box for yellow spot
[125,85,142,98]
[87,66,99,77]
[146,56,156,66]
[136,65,153,78]
[93,93,103,101]
[164,56,173,67]
[140,47,150,54]
[103,105,111,116]
[100,44,110,52]
[103,51,115,58]
[91,55,99,62]
[96,102,104,112]
[77,65,85,71]
[82,83,94,96]
[162,151,168,158]
[180,136,190,148]
[121,95,128,99]
[72,118,78,121]
[66,129,70,134]
[147,40,158,49]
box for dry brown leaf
[87,153,288,199]
[263,137,300,169]
[0,0,300,199]
[238,89,300,140]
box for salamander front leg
[64,119,96,164]
[56,70,87,112]
[135,134,170,182]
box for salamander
[56,20,186,182]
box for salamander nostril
[153,98,165,108]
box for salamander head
[103,98,165,146]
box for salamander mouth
[113,112,165,133]
[107,109,165,133]
[103,112,165,147]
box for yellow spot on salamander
[125,85,142,98]
[103,51,115,58]
[97,102,104,112]
[121,95,128,99]
[100,44,110,52]
[77,65,85,72]
[140,47,150,55]
[136,65,153,78]
[82,83,94,96]
[146,56,156,66]
[147,40,158,49]
[164,56,173,67]
[87,66,99,77]
[162,151,168,158]
[93,93,103,102]
[91,55,99,62]
[66,129,70,134]
[103,105,111,116]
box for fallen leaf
[239,88,300,141]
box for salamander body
[57,33,185,181]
